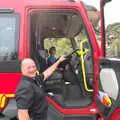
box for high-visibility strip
[0,94,15,108]
[1,95,6,108]
[76,39,93,92]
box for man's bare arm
[18,109,30,120]
[43,56,65,80]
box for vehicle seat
[36,50,48,72]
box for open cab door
[27,0,101,119]
[98,58,120,120]
[98,0,120,119]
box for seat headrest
[38,50,47,59]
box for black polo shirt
[15,74,48,120]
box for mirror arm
[100,0,112,57]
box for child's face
[52,49,56,55]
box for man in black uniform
[15,56,65,120]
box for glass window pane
[0,14,19,61]
[100,68,119,100]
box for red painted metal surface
[108,108,120,120]
[100,0,106,57]
[0,73,21,94]
[46,96,99,115]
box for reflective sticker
[0,94,15,108]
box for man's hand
[43,56,66,80]
[58,56,66,63]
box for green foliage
[107,22,120,33]
[106,22,120,57]
[44,38,73,57]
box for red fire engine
[0,0,120,120]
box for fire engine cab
[0,0,120,120]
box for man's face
[22,59,37,78]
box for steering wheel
[58,49,80,68]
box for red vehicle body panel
[0,73,21,94]
[46,96,99,115]
[0,0,118,120]
[108,108,120,120]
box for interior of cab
[29,11,94,108]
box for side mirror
[104,0,112,4]
[98,58,120,118]
[99,57,120,101]
[100,68,119,100]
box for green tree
[106,22,120,57]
